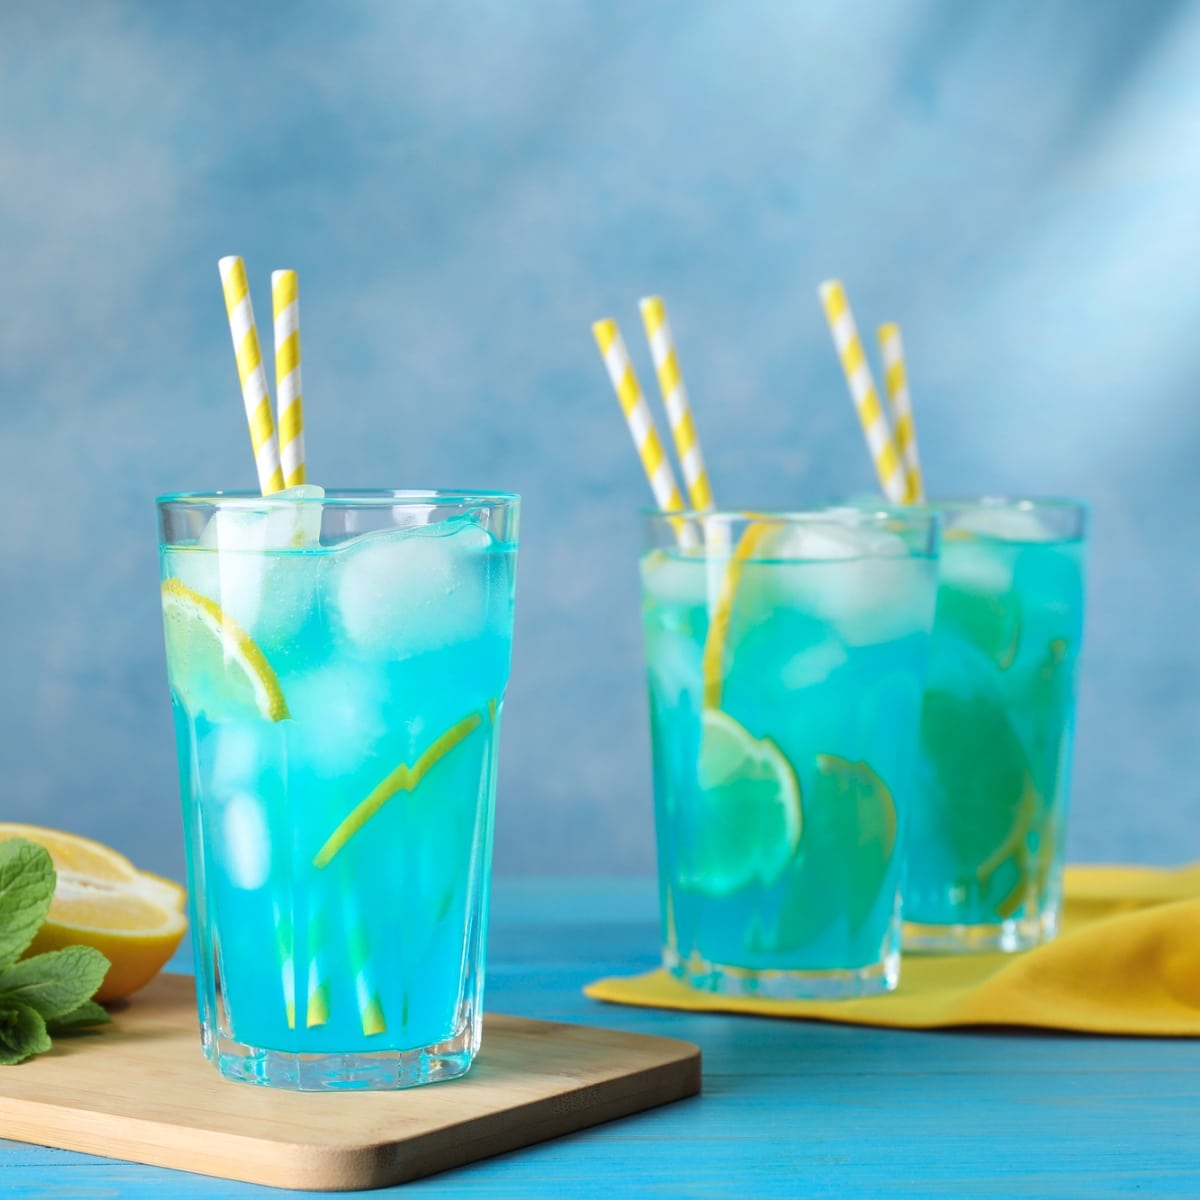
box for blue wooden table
[4,877,1199,1198]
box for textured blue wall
[1,1,1197,879]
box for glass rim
[156,487,520,509]
[640,505,939,528]
[918,494,1087,514]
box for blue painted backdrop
[1,1,1197,879]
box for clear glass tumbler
[641,507,940,998]
[902,497,1088,952]
[157,488,519,1089]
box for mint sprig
[0,839,111,1064]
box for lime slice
[920,689,1037,880]
[770,754,898,949]
[813,754,897,858]
[161,578,289,722]
[937,584,1022,669]
[683,709,802,896]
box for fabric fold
[584,864,1200,1035]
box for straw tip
[271,268,297,283]
[817,278,844,296]
[218,255,243,272]
[591,317,618,345]
[638,294,665,312]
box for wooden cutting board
[0,973,700,1192]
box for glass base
[664,945,899,999]
[902,906,1059,954]
[200,1019,480,1091]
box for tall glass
[157,489,519,1090]
[903,498,1087,952]
[641,508,940,998]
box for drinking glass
[903,497,1088,952]
[641,507,939,998]
[157,488,519,1089]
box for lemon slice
[700,522,773,707]
[161,578,289,722]
[0,824,188,1002]
[685,709,802,896]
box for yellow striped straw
[877,322,924,503]
[817,280,906,505]
[592,318,696,547]
[305,903,330,1029]
[218,256,285,495]
[638,296,713,512]
[272,269,306,487]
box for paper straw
[272,270,306,488]
[272,899,297,1030]
[342,887,386,1037]
[218,256,285,495]
[817,280,906,505]
[877,322,924,503]
[305,903,330,1028]
[638,297,713,511]
[592,318,697,548]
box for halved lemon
[0,824,187,1003]
[161,578,289,722]
[685,709,802,895]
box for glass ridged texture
[156,489,519,1090]
[641,508,939,999]
[903,498,1087,952]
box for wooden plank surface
[3,877,1200,1199]
[0,971,700,1191]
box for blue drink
[904,499,1087,951]
[641,510,939,998]
[157,489,519,1089]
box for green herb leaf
[0,840,56,969]
[0,945,111,1020]
[0,1000,52,1065]
[47,1000,111,1031]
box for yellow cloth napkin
[584,864,1200,1035]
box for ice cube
[222,791,271,890]
[939,539,1013,596]
[779,640,849,689]
[640,549,711,609]
[644,628,704,707]
[952,506,1055,543]
[284,662,389,773]
[209,725,264,791]
[334,517,494,656]
[165,486,325,645]
[747,521,935,646]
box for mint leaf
[0,1000,51,1065]
[0,840,56,969]
[47,1000,110,1031]
[0,945,111,1020]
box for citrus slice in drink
[0,824,188,1003]
[770,754,899,949]
[920,689,1038,882]
[937,584,1022,670]
[161,578,289,722]
[700,521,774,707]
[812,754,898,859]
[684,709,802,896]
